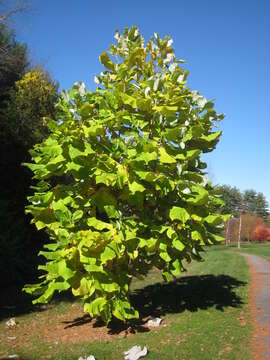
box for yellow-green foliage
[16,69,56,104]
[24,27,228,324]
[8,68,57,146]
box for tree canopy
[217,185,269,219]
[24,27,228,323]
[6,67,58,147]
[0,23,28,109]
[216,185,242,217]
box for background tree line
[216,185,270,243]
[0,9,58,287]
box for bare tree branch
[0,0,31,24]
[0,0,31,81]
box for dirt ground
[1,300,158,355]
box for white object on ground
[124,345,148,360]
[7,336,16,340]
[78,356,96,360]
[146,317,163,327]
[6,318,16,328]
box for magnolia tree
[24,27,227,323]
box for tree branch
[0,0,31,24]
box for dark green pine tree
[243,189,257,213]
[0,22,58,286]
[255,192,269,220]
[216,185,243,217]
[0,23,29,107]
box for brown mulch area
[0,302,153,352]
[243,255,270,360]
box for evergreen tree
[0,23,58,286]
[216,185,242,217]
[243,189,257,213]
[255,192,269,220]
[0,23,28,107]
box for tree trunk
[238,214,242,249]
[226,218,230,246]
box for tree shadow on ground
[0,286,76,321]
[62,273,246,335]
[131,274,246,318]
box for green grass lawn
[235,242,270,262]
[0,247,252,360]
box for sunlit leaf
[169,206,190,223]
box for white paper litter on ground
[124,345,148,360]
[6,318,16,328]
[146,316,162,327]
[78,356,96,360]
[7,336,16,340]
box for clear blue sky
[11,0,270,205]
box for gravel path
[242,253,270,360]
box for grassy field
[236,242,270,262]
[0,247,252,360]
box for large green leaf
[129,181,145,194]
[166,127,182,141]
[113,299,139,321]
[137,98,151,112]
[159,147,176,164]
[135,171,155,182]
[172,238,185,251]
[87,217,113,230]
[99,51,115,71]
[204,214,224,226]
[72,277,95,297]
[52,200,71,224]
[169,206,190,223]
[33,280,70,304]
[58,260,75,280]
[96,172,117,186]
[154,105,178,115]
[83,124,104,137]
[104,205,119,219]
[138,237,157,251]
[135,151,158,164]
[69,143,94,160]
[186,185,209,206]
[120,93,137,109]
[93,187,117,211]
[79,102,93,118]
[159,251,171,262]
[100,245,116,263]
[175,149,200,160]
[171,259,182,276]
[201,131,222,142]
[84,297,107,317]
[69,144,84,160]
[72,210,83,222]
[117,165,129,188]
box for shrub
[251,225,270,242]
[24,27,227,323]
